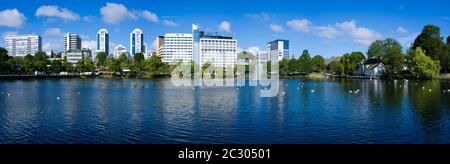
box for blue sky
[1,0,449,58]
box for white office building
[159,24,237,67]
[65,50,84,63]
[199,37,237,67]
[97,28,109,55]
[159,33,193,63]
[267,39,289,61]
[5,34,42,57]
[130,28,144,58]
[64,33,81,51]
[114,44,130,58]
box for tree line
[326,25,449,79]
[0,49,172,78]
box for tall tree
[96,52,107,67]
[413,25,444,60]
[440,36,450,73]
[327,59,344,76]
[299,49,312,73]
[368,39,402,60]
[0,47,10,74]
[340,52,365,75]
[411,47,440,78]
[311,55,325,72]
[382,41,405,78]
[367,40,385,59]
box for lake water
[0,78,449,144]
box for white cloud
[314,26,339,39]
[82,40,97,50]
[245,13,270,21]
[43,42,62,51]
[336,20,381,45]
[246,46,261,56]
[218,21,231,32]
[0,9,26,28]
[286,19,312,33]
[163,20,178,27]
[270,24,284,32]
[100,3,136,24]
[44,28,65,36]
[83,16,95,22]
[139,10,159,23]
[35,5,80,21]
[396,26,408,33]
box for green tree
[340,52,365,75]
[311,55,325,72]
[287,58,300,73]
[381,39,404,78]
[108,58,122,74]
[22,54,35,74]
[50,60,63,73]
[411,47,440,78]
[278,59,289,75]
[33,51,49,72]
[413,25,444,60]
[96,52,107,67]
[133,52,145,73]
[440,36,450,73]
[327,59,344,76]
[0,47,11,74]
[367,40,385,59]
[299,49,312,73]
[368,39,403,60]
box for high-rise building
[267,39,289,61]
[97,28,109,55]
[159,24,237,67]
[64,33,81,51]
[114,44,129,58]
[130,28,144,58]
[5,34,42,57]
[159,33,193,63]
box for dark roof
[364,58,382,65]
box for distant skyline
[0,0,449,58]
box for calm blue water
[0,78,449,144]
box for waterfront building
[357,58,385,77]
[159,33,193,63]
[114,44,130,59]
[97,28,109,56]
[64,33,81,51]
[130,28,144,58]
[267,39,289,61]
[159,24,237,67]
[5,34,42,57]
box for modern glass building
[267,39,289,61]
[130,28,144,58]
[97,28,109,56]
[5,34,42,57]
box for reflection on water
[0,78,449,144]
